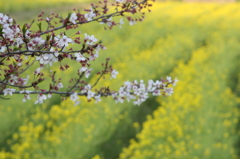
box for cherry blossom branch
[18,59,36,75]
[0,0,178,106]
[66,73,85,93]
[39,0,150,35]
[0,83,33,89]
[91,58,111,88]
[91,72,105,89]
[1,50,81,56]
[2,77,178,105]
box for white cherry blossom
[34,68,42,74]
[116,0,124,2]
[87,90,95,99]
[15,37,24,47]
[75,53,86,62]
[47,93,52,98]
[111,69,118,79]
[23,96,30,102]
[69,12,77,24]
[115,96,124,103]
[35,94,47,104]
[20,90,32,94]
[84,8,96,21]
[70,92,80,105]
[129,20,136,26]
[0,13,9,24]
[84,33,98,45]
[0,46,6,52]
[28,37,45,50]
[94,95,101,103]
[100,17,113,27]
[85,68,92,78]
[57,83,64,89]
[152,90,161,96]
[119,18,124,28]
[81,84,91,93]
[3,88,15,96]
[173,78,179,86]
[54,35,73,48]
[23,94,30,102]
[164,87,174,96]
[79,66,88,73]
[166,76,172,83]
[70,92,79,102]
[36,54,58,66]
[8,75,19,85]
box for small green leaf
[22,24,27,34]
[37,22,42,32]
[0,24,3,36]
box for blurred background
[0,0,240,159]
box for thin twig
[91,72,105,88]
[18,59,36,75]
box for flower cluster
[0,13,23,51]
[0,0,176,106]
[112,77,178,105]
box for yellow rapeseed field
[0,2,240,159]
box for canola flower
[120,49,240,158]
[1,2,240,159]
[119,3,240,159]
[2,99,123,158]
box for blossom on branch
[111,69,118,79]
[100,17,114,28]
[84,8,96,21]
[111,78,178,105]
[28,37,45,50]
[3,88,16,96]
[35,94,47,104]
[36,54,58,66]
[0,0,176,106]
[69,12,77,24]
[119,19,124,28]
[70,92,80,105]
[129,20,137,26]
[75,53,86,62]
[84,33,98,46]
[54,35,74,48]
[85,68,92,78]
[116,0,125,2]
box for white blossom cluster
[0,13,23,52]
[112,77,178,105]
[69,77,178,106]
[84,8,96,21]
[0,0,176,106]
